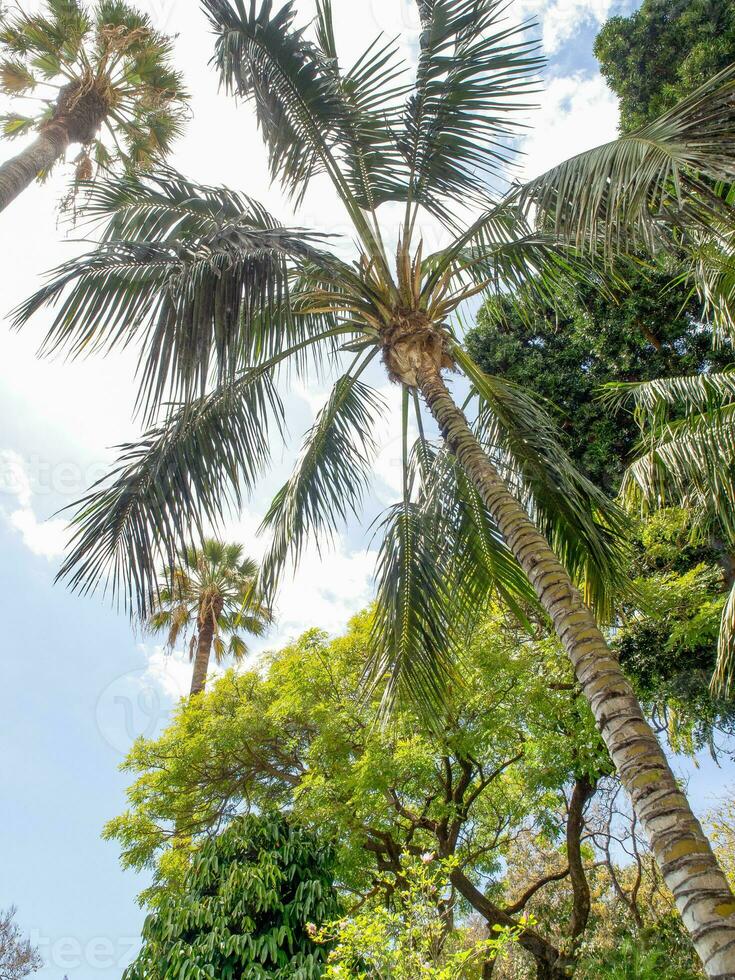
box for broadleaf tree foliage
[123,812,340,980]
[15,0,735,970]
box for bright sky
[2,1,730,977]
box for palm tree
[14,2,735,971]
[0,0,187,213]
[606,371,735,697]
[149,539,272,695]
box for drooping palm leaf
[259,361,385,593]
[519,65,735,258]
[13,170,335,414]
[370,498,459,713]
[604,373,735,537]
[714,582,735,698]
[418,442,537,623]
[454,346,631,621]
[58,364,284,616]
[606,372,735,696]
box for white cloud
[226,507,379,648]
[140,645,194,702]
[6,507,67,559]
[516,0,618,54]
[0,450,32,508]
[273,542,378,645]
[519,73,620,179]
[0,450,68,559]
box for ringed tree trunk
[189,598,222,696]
[415,359,735,979]
[0,129,68,213]
[0,80,108,214]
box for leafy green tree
[0,0,187,213]
[465,267,729,494]
[317,854,524,979]
[611,508,735,751]
[123,812,340,980]
[17,1,735,968]
[607,373,735,697]
[106,609,607,978]
[595,0,735,133]
[148,538,272,695]
[593,0,735,334]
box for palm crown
[16,0,735,697]
[149,539,272,695]
[0,0,187,180]
[14,1,735,965]
[15,0,734,697]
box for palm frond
[425,201,606,315]
[259,363,384,594]
[418,442,537,623]
[520,65,735,258]
[679,230,735,344]
[713,581,735,697]
[313,0,410,211]
[454,345,631,620]
[604,373,735,535]
[369,498,459,715]
[203,0,346,205]
[12,170,334,415]
[603,371,735,420]
[399,0,541,222]
[57,365,284,617]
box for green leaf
[260,366,384,594]
[520,64,735,258]
[12,169,334,416]
[57,365,284,617]
[454,344,632,621]
[398,0,542,222]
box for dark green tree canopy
[123,812,339,980]
[595,0,735,131]
[465,266,730,494]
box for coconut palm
[13,1,735,972]
[0,0,187,213]
[149,539,272,696]
[606,371,735,698]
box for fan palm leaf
[148,537,272,694]
[259,359,385,592]
[0,0,188,211]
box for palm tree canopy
[14,0,735,704]
[0,0,188,179]
[149,538,272,667]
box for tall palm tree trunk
[0,129,66,213]
[417,361,735,979]
[190,614,216,696]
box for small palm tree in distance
[149,539,272,696]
